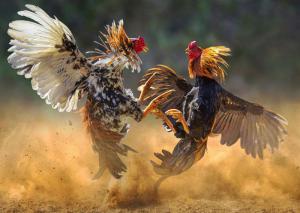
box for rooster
[139,41,288,182]
[7,5,158,179]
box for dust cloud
[0,101,299,211]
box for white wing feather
[7,4,91,112]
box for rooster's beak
[143,46,149,52]
[185,48,189,54]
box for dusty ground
[0,198,299,212]
[0,101,299,212]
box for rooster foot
[143,89,174,117]
[165,109,190,134]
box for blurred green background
[0,0,299,107]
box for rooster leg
[165,109,190,134]
[138,72,157,103]
[143,89,175,117]
[151,109,177,133]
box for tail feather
[92,164,106,180]
[152,138,207,176]
[152,138,207,191]
[93,139,136,179]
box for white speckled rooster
[7,4,158,179]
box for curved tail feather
[152,138,207,179]
[92,138,136,179]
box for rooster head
[96,20,148,72]
[186,40,231,82]
[186,41,202,61]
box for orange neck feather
[188,46,231,82]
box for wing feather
[7,4,91,112]
[139,65,193,111]
[212,89,288,158]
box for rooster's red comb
[131,37,147,53]
[188,41,198,50]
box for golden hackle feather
[201,46,231,82]
[189,46,231,82]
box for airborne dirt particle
[105,157,159,208]
[0,103,299,212]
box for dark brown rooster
[139,41,288,183]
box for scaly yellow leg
[142,90,176,132]
[151,109,177,133]
[165,109,190,134]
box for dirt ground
[0,101,299,212]
[0,198,299,212]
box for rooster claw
[143,89,175,117]
[165,109,190,134]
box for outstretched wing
[7,4,92,112]
[212,89,288,159]
[139,65,192,112]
